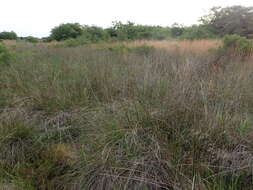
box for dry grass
[92,39,222,54]
[0,41,252,189]
[4,39,221,54]
[125,39,221,53]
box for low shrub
[211,35,253,68]
[181,25,217,40]
[223,34,253,59]
[63,37,89,47]
[0,43,13,65]
[25,36,39,43]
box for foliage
[0,43,13,65]
[63,26,110,47]
[0,31,18,40]
[201,6,253,38]
[170,23,185,37]
[108,21,137,40]
[223,34,253,58]
[82,25,110,42]
[181,24,217,40]
[107,21,171,40]
[210,34,253,68]
[42,36,54,42]
[63,37,89,47]
[50,23,83,41]
[25,36,39,43]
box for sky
[1,0,252,38]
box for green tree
[181,25,217,40]
[25,36,39,43]
[50,23,83,41]
[0,31,18,40]
[201,6,253,38]
[108,21,143,40]
[170,23,185,37]
[82,26,110,42]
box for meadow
[0,39,253,190]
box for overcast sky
[1,0,252,37]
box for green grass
[0,41,253,189]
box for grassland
[0,40,253,190]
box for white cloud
[0,0,252,37]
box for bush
[25,36,39,43]
[50,23,83,41]
[0,31,18,40]
[0,43,12,65]
[212,34,253,67]
[201,6,253,38]
[107,21,171,41]
[82,26,110,42]
[181,25,217,40]
[170,23,185,37]
[62,26,110,47]
[223,34,253,58]
[63,36,90,47]
[42,36,53,42]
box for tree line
[1,6,253,42]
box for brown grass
[0,41,253,189]
[125,39,221,53]
[3,39,221,54]
[92,39,222,54]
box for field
[0,39,253,190]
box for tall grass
[0,40,253,189]
[92,39,222,54]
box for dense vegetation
[0,35,253,189]
[0,31,18,40]
[1,6,253,44]
[45,5,253,43]
[200,6,253,38]
[1,4,253,190]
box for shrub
[50,23,83,41]
[42,36,53,42]
[211,34,253,69]
[109,21,136,40]
[63,37,90,47]
[107,21,171,40]
[0,31,18,40]
[201,6,253,38]
[0,43,12,65]
[170,23,185,37]
[82,26,110,42]
[25,36,39,43]
[62,26,110,47]
[181,25,217,40]
[223,34,253,59]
